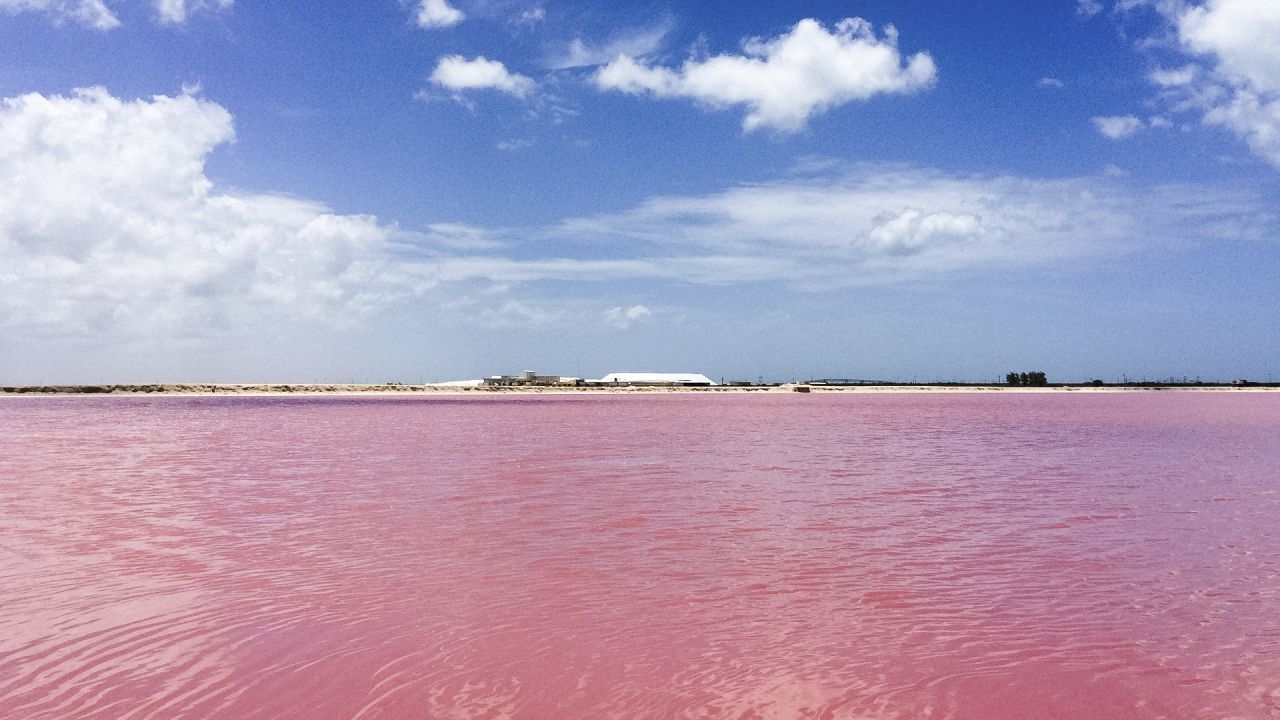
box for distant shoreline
[3,383,1277,397]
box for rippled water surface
[2,393,1279,719]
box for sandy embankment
[1,383,1275,396]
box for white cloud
[0,0,230,27]
[153,0,231,25]
[1038,77,1066,88]
[547,165,1267,288]
[1092,114,1146,138]
[1200,89,1280,163]
[549,18,674,70]
[430,55,536,98]
[479,299,560,327]
[1174,0,1280,165]
[1077,0,1105,17]
[603,304,652,329]
[0,0,119,29]
[420,223,506,250]
[1178,0,1280,96]
[1122,0,1280,166]
[1149,65,1198,87]
[416,0,462,29]
[0,88,432,338]
[514,5,543,26]
[4,89,1272,355]
[593,18,936,133]
[867,209,982,256]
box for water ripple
[2,394,1279,718]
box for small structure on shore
[484,371,577,387]
[588,372,716,387]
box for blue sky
[1,0,1277,383]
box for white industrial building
[589,373,716,387]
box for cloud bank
[2,88,1272,347]
[0,88,429,338]
[593,18,936,132]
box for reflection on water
[2,394,1279,719]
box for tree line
[1006,371,1048,386]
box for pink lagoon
[2,392,1279,719]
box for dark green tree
[1006,370,1048,386]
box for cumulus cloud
[1178,0,1280,95]
[593,17,936,133]
[1111,0,1280,166]
[867,209,982,256]
[1174,0,1280,165]
[0,88,432,338]
[430,55,536,98]
[1093,114,1146,138]
[415,0,462,29]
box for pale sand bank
[3,383,1276,397]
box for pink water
[1,393,1278,719]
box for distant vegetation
[1006,371,1048,386]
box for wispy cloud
[0,0,230,28]
[1092,114,1146,139]
[512,5,543,27]
[546,164,1272,288]
[548,16,674,69]
[154,0,231,25]
[1076,0,1105,18]
[603,304,652,329]
[496,138,534,151]
[421,223,508,251]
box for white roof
[434,379,484,387]
[593,372,716,385]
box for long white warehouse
[591,373,716,386]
